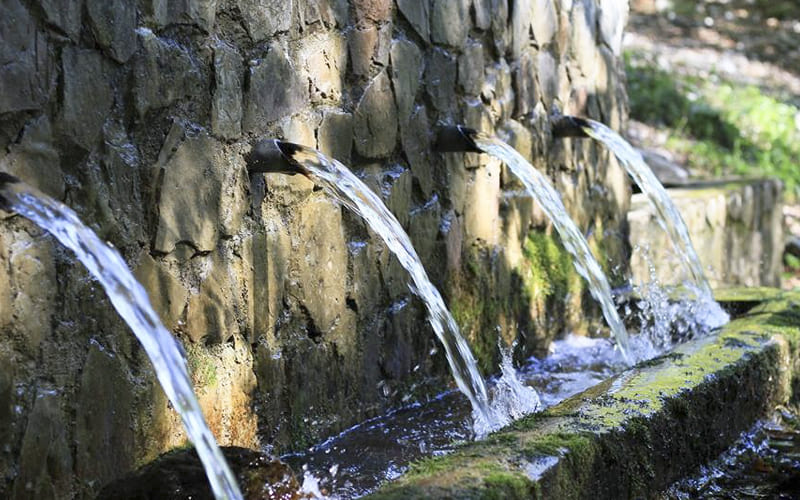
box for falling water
[0,174,242,500]
[570,118,714,298]
[255,142,538,435]
[469,134,632,360]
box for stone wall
[628,179,784,288]
[0,0,631,496]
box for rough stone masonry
[0,0,631,496]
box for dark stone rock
[472,0,492,31]
[431,0,470,48]
[75,345,135,494]
[39,0,82,39]
[353,70,398,158]
[3,115,64,199]
[133,29,205,119]
[425,48,457,113]
[396,0,430,43]
[538,50,558,108]
[511,0,532,58]
[390,38,423,125]
[11,391,73,500]
[96,447,304,500]
[238,0,293,41]
[349,26,380,77]
[211,42,243,139]
[142,0,218,32]
[244,44,306,131]
[513,47,539,117]
[0,0,50,113]
[489,0,510,56]
[400,105,434,196]
[458,40,484,96]
[61,47,113,150]
[154,125,223,253]
[86,0,137,63]
[318,109,353,163]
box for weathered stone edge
[368,289,800,499]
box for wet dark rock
[353,70,398,158]
[425,48,457,114]
[238,0,293,41]
[2,115,64,199]
[60,47,113,150]
[38,0,82,39]
[133,29,205,119]
[244,44,306,131]
[396,0,430,43]
[141,0,218,32]
[211,42,243,139]
[430,0,470,48]
[96,447,306,500]
[0,0,50,113]
[318,109,353,163]
[86,0,137,63]
[390,38,423,125]
[457,41,485,97]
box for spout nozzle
[246,139,309,176]
[551,116,590,138]
[0,172,21,211]
[435,126,482,153]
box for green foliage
[625,52,800,199]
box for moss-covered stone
[369,289,800,499]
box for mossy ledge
[368,289,800,499]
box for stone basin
[367,288,800,499]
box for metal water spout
[434,125,482,153]
[550,115,590,138]
[246,139,309,176]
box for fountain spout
[246,139,309,176]
[0,172,21,211]
[435,126,482,153]
[551,116,590,138]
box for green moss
[185,345,218,390]
[521,432,594,457]
[521,231,572,301]
[482,471,532,499]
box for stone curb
[369,289,800,499]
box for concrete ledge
[369,289,800,499]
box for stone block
[396,0,430,43]
[490,0,510,56]
[532,0,557,46]
[538,50,558,108]
[425,48,457,113]
[186,261,238,344]
[244,44,307,131]
[353,0,391,25]
[154,127,223,253]
[511,0,533,58]
[464,157,501,245]
[3,115,64,199]
[75,345,135,490]
[133,29,204,119]
[431,0,469,48]
[60,47,113,150]
[142,0,218,32]
[400,105,434,196]
[472,0,492,31]
[39,0,82,39]
[12,391,72,500]
[300,32,347,104]
[318,109,354,163]
[598,0,628,55]
[0,0,50,113]
[571,0,601,79]
[134,254,188,331]
[353,70,398,158]
[458,41,485,96]
[211,42,243,140]
[514,47,539,118]
[238,0,292,41]
[86,0,137,63]
[390,38,423,125]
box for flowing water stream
[468,134,633,361]
[258,142,539,435]
[0,174,242,500]
[571,117,714,299]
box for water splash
[468,134,632,361]
[259,142,539,433]
[573,118,714,299]
[0,175,242,500]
